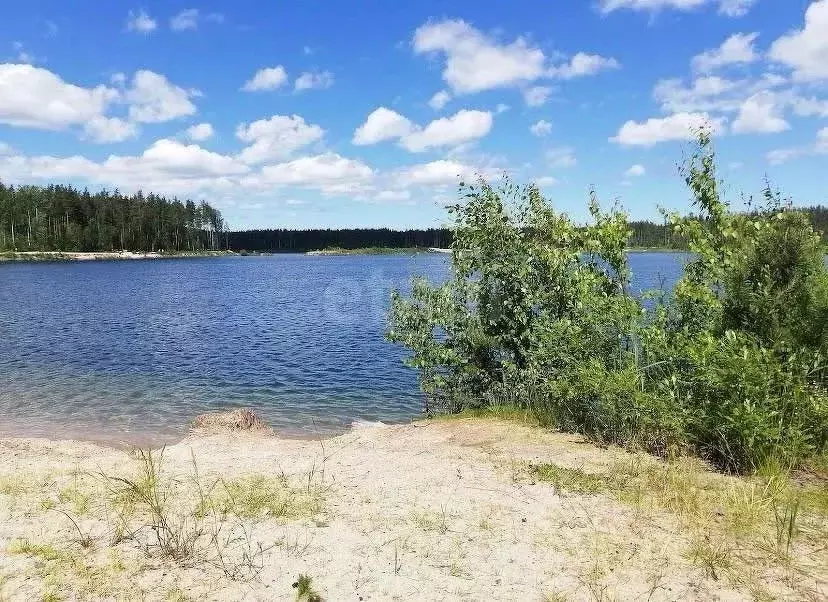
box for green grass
[204,474,324,520]
[529,454,828,596]
[530,464,611,495]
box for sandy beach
[0,251,233,262]
[0,415,825,601]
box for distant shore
[0,250,236,263]
[305,246,451,256]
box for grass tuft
[530,464,610,495]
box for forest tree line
[231,207,828,252]
[1,180,825,253]
[0,182,225,252]
[226,228,453,252]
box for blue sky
[0,1,826,230]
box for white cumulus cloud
[185,122,214,141]
[126,70,198,123]
[401,110,493,152]
[611,112,722,146]
[250,153,374,195]
[294,71,334,91]
[0,64,119,132]
[412,19,547,94]
[352,108,415,146]
[769,0,828,81]
[353,107,492,152]
[236,114,325,164]
[692,32,759,72]
[731,92,790,134]
[395,159,477,186]
[548,53,620,79]
[83,117,138,143]
[242,66,288,92]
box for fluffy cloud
[731,92,790,134]
[0,138,375,199]
[0,139,249,198]
[650,66,826,137]
[769,0,828,81]
[185,123,215,141]
[250,153,374,194]
[401,110,493,152]
[395,160,476,186]
[236,114,325,164]
[352,108,415,146]
[549,53,620,79]
[624,164,646,177]
[412,19,620,103]
[0,64,118,130]
[353,107,492,152]
[523,86,553,107]
[0,64,199,142]
[126,70,198,123]
[692,33,759,72]
[598,0,756,16]
[126,9,157,34]
[428,90,452,110]
[412,19,546,93]
[530,120,552,136]
[83,117,138,143]
[611,112,722,146]
[242,66,288,92]
[294,71,334,91]
[108,139,248,178]
[654,75,743,113]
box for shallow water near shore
[0,252,688,445]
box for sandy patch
[0,418,824,600]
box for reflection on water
[0,252,688,444]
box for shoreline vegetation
[0,410,825,600]
[388,132,827,474]
[305,246,450,256]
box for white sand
[0,418,824,600]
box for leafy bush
[388,132,828,474]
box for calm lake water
[0,252,688,445]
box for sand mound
[189,408,273,435]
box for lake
[0,252,688,445]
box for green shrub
[388,131,828,474]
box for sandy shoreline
[0,250,234,263]
[1,417,825,601]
